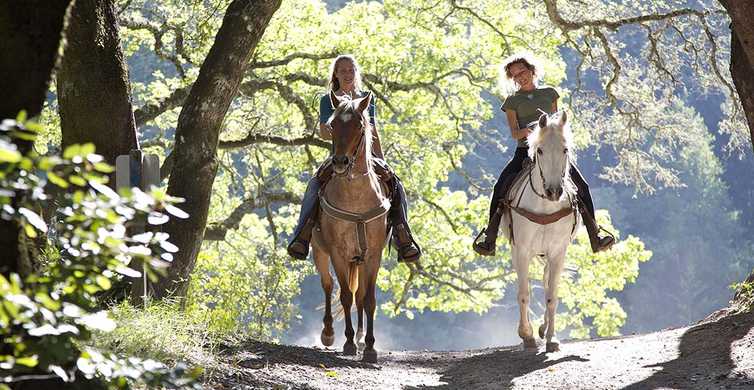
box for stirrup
[593,227,616,253]
[472,228,496,256]
[397,243,420,263]
[287,239,310,260]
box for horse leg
[314,246,334,347]
[544,252,566,353]
[513,247,536,350]
[355,279,367,351]
[337,272,357,356]
[362,270,378,363]
[539,261,549,340]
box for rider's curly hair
[499,52,544,94]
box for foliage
[102,0,658,339]
[0,114,198,389]
[90,300,216,367]
[731,278,754,312]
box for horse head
[528,111,574,202]
[328,90,372,176]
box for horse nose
[556,187,563,198]
[545,188,554,198]
[333,155,349,167]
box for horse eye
[537,148,543,155]
[563,148,568,154]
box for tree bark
[718,0,754,152]
[57,0,138,166]
[0,0,73,277]
[152,0,282,298]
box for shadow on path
[225,340,378,370]
[623,310,754,390]
[407,346,589,389]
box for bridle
[528,148,570,202]
[330,112,368,179]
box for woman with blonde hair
[473,53,614,255]
[287,54,421,263]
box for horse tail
[348,261,360,302]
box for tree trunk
[57,0,138,166]
[719,0,754,153]
[719,1,754,287]
[152,0,282,298]
[0,0,73,277]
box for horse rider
[473,53,615,256]
[287,54,422,263]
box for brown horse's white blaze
[311,91,389,363]
[501,111,581,353]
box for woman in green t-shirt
[473,54,614,255]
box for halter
[528,153,569,201]
[330,110,369,180]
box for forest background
[10,0,754,361]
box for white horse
[501,111,581,352]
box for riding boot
[389,177,421,263]
[472,147,528,256]
[473,202,504,256]
[579,203,615,253]
[287,177,321,260]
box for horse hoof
[538,324,546,339]
[523,338,537,351]
[546,342,560,353]
[321,331,335,347]
[362,348,378,363]
[343,342,357,356]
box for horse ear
[560,111,568,125]
[329,90,340,109]
[356,91,372,113]
[538,113,548,129]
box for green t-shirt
[500,86,560,147]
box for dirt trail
[209,309,754,389]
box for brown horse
[311,91,390,363]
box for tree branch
[250,51,339,68]
[204,191,299,240]
[133,84,191,127]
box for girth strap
[508,204,574,225]
[320,196,391,264]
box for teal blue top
[319,92,377,127]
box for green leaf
[23,223,37,238]
[47,171,69,188]
[0,148,22,163]
[69,175,86,187]
[94,162,114,173]
[63,144,80,159]
[80,143,96,157]
[15,355,38,367]
[95,275,112,290]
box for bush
[0,114,199,389]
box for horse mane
[331,96,374,167]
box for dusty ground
[206,308,754,389]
